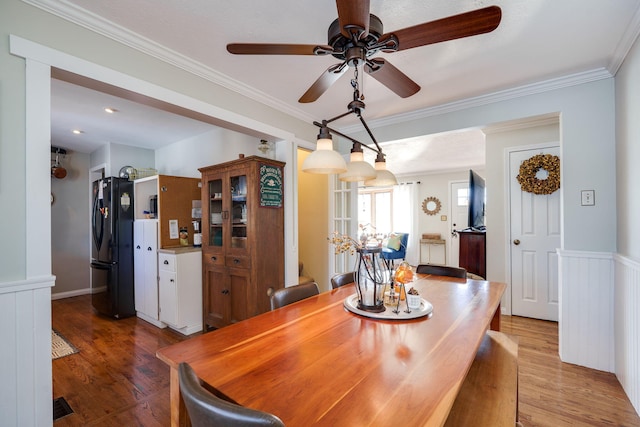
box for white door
[509,146,560,321]
[449,181,469,267]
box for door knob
[513,239,521,245]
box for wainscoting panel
[0,276,54,427]
[557,250,615,372]
[615,255,640,416]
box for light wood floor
[52,295,640,426]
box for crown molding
[23,0,630,135]
[21,0,316,124]
[482,112,560,135]
[351,68,613,133]
[608,3,640,75]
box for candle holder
[353,247,389,313]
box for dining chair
[270,282,319,310]
[416,264,467,278]
[178,362,285,427]
[330,271,355,289]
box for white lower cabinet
[158,249,202,335]
[134,220,164,328]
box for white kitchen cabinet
[158,248,202,335]
[134,220,164,327]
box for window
[358,188,393,238]
[457,188,469,206]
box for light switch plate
[581,190,595,206]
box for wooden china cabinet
[199,156,285,329]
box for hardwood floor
[52,296,640,426]
[52,295,189,426]
[501,315,640,427]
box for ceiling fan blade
[389,6,502,52]
[336,0,370,39]
[227,43,327,55]
[299,63,348,103]
[365,58,420,98]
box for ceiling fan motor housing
[328,14,384,62]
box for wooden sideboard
[459,230,486,278]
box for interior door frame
[503,141,561,317]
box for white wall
[155,127,262,177]
[615,28,640,416]
[359,79,616,254]
[51,150,91,297]
[398,169,478,261]
[484,119,559,314]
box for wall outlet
[581,190,595,206]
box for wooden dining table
[157,274,506,427]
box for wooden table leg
[169,366,191,427]
[490,303,501,331]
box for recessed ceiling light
[72,129,84,135]
[104,107,117,114]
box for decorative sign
[259,164,283,208]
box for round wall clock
[422,197,441,215]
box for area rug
[52,330,79,360]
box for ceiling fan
[227,0,502,103]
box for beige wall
[297,149,330,292]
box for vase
[353,247,389,313]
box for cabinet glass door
[208,178,223,247]
[230,174,248,250]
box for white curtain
[392,182,420,266]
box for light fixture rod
[358,115,382,154]
[322,124,380,155]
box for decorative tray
[343,294,433,320]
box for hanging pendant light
[364,153,398,186]
[339,142,376,182]
[302,124,347,174]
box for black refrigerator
[91,177,135,318]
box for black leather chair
[330,272,355,289]
[270,282,319,310]
[416,264,467,278]
[178,362,284,427]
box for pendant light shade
[364,154,398,186]
[339,144,377,182]
[301,129,347,174]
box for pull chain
[351,62,365,101]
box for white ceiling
[43,0,640,175]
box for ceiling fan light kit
[229,1,501,186]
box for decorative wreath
[516,154,560,195]
[422,196,442,215]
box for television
[468,169,486,231]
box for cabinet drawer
[226,255,250,269]
[159,253,176,272]
[205,252,225,266]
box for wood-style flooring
[52,295,640,426]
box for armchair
[381,232,408,268]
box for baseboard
[51,288,92,300]
[137,312,167,329]
[168,323,203,336]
